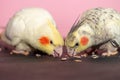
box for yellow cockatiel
[1,8,64,57]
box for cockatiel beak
[66,47,77,56]
[52,46,63,57]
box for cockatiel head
[34,19,64,57]
[33,19,64,57]
[65,17,95,56]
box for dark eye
[75,43,79,46]
[50,40,53,44]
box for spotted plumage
[65,8,120,56]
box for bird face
[37,20,64,57]
[65,25,94,56]
[65,33,88,56]
[65,33,90,56]
[38,36,63,57]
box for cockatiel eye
[50,40,53,44]
[39,36,54,45]
[75,43,79,47]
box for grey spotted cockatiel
[65,8,120,57]
[1,8,64,57]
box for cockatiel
[65,8,120,57]
[1,8,64,57]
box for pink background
[0,0,120,37]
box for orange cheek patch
[39,36,50,45]
[80,36,89,46]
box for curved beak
[67,47,77,56]
[52,46,63,57]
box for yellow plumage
[1,8,64,57]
